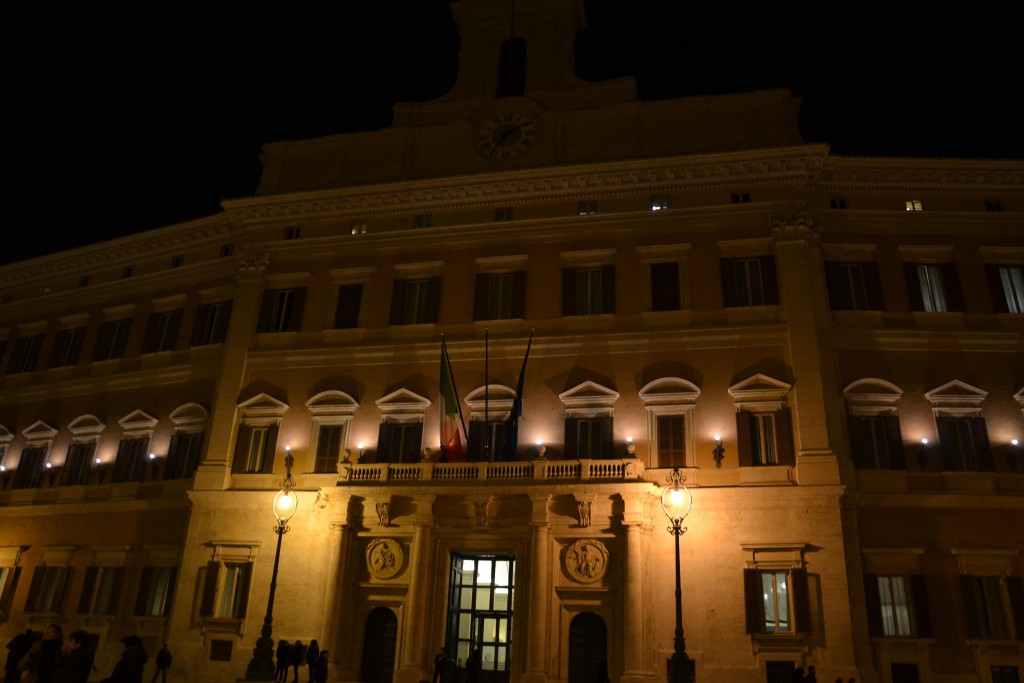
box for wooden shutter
[736,411,754,467]
[562,268,577,316]
[600,265,616,314]
[473,274,490,321]
[599,417,614,459]
[212,301,232,343]
[863,574,883,636]
[760,256,779,306]
[389,280,407,325]
[936,417,955,471]
[134,566,154,615]
[971,417,993,471]
[903,264,925,311]
[78,566,98,613]
[743,569,762,633]
[986,264,1011,313]
[564,418,579,459]
[199,561,219,617]
[425,277,442,324]
[232,425,252,474]
[791,568,811,633]
[236,564,253,619]
[404,423,424,463]
[286,288,307,332]
[191,304,210,346]
[0,567,20,615]
[848,416,867,469]
[511,270,526,318]
[960,576,981,639]
[720,258,738,307]
[376,423,393,463]
[261,425,279,474]
[863,261,885,310]
[909,574,932,638]
[941,263,964,312]
[775,408,794,466]
[1005,576,1024,641]
[824,262,844,310]
[886,416,906,469]
[256,290,276,332]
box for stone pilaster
[521,493,552,683]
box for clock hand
[496,124,523,145]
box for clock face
[475,109,539,161]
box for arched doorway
[568,612,607,683]
[360,607,398,683]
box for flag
[439,338,467,462]
[502,332,532,460]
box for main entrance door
[446,553,516,683]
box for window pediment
[118,410,158,439]
[559,381,619,418]
[169,403,208,431]
[728,374,791,411]
[925,380,986,417]
[843,378,903,416]
[238,393,289,418]
[22,421,58,443]
[376,389,430,423]
[639,378,700,405]
[306,391,359,416]
[465,385,515,418]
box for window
[25,566,71,613]
[141,309,182,354]
[191,301,232,346]
[829,198,847,209]
[351,221,367,235]
[651,196,671,211]
[376,422,423,463]
[234,425,276,474]
[494,207,514,221]
[656,415,685,467]
[468,421,508,463]
[170,254,184,268]
[963,576,1017,639]
[112,437,149,483]
[562,266,615,316]
[257,288,306,333]
[283,227,301,240]
[905,200,923,211]
[649,262,681,312]
[825,262,884,311]
[639,378,699,468]
[991,666,1021,683]
[78,275,91,288]
[92,318,132,361]
[47,327,85,368]
[413,214,433,228]
[721,256,778,307]
[743,568,810,635]
[60,442,96,486]
[333,283,364,329]
[987,265,1024,313]
[122,266,134,278]
[314,425,345,473]
[77,566,124,616]
[905,263,963,312]
[0,563,21,618]
[7,334,43,374]
[731,375,794,467]
[219,243,234,258]
[578,201,597,216]
[496,36,526,97]
[985,200,1004,212]
[474,272,525,321]
[389,278,441,325]
[750,413,778,465]
[200,561,252,620]
[12,447,47,489]
[730,192,751,204]
[164,432,203,480]
[849,416,905,469]
[864,574,934,638]
[565,418,613,459]
[877,576,912,636]
[135,566,177,617]
[936,416,992,471]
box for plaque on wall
[564,539,609,584]
[366,538,404,579]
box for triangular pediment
[639,378,700,405]
[924,380,987,407]
[118,410,158,431]
[375,389,431,415]
[238,393,289,417]
[0,425,13,444]
[22,420,57,441]
[728,374,792,402]
[68,414,106,439]
[306,390,359,415]
[558,381,620,406]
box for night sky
[5,2,1022,266]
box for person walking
[99,635,147,683]
[465,648,481,683]
[150,645,170,683]
[18,624,62,683]
[274,640,291,683]
[5,630,34,683]
[290,641,306,683]
[305,641,319,683]
[54,631,93,683]
[312,651,328,683]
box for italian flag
[439,339,466,462]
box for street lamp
[660,468,695,683]
[246,452,298,680]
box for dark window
[864,574,932,638]
[496,36,526,98]
[656,415,685,467]
[199,561,251,619]
[649,262,681,311]
[562,266,615,316]
[77,566,124,615]
[134,566,177,617]
[11,447,47,489]
[413,214,433,228]
[257,288,306,333]
[987,265,1024,314]
[219,243,234,258]
[165,432,203,480]
[829,198,848,209]
[737,409,794,467]
[112,437,149,483]
[961,575,1022,639]
[92,318,132,361]
[78,275,91,288]
[991,667,1021,683]
[60,442,96,486]
[743,568,810,634]
[564,417,613,459]
[333,284,364,329]
[47,327,85,368]
[494,207,514,221]
[7,334,43,374]
[283,227,301,240]
[730,192,751,204]
[936,416,992,471]
[232,424,278,474]
[122,266,134,279]
[170,254,184,268]
[389,278,441,326]
[903,263,964,312]
[578,201,597,216]
[721,257,778,307]
[0,565,22,617]
[375,422,423,463]
[25,566,71,613]
[474,272,525,321]
[985,200,1004,212]
[468,420,507,462]
[848,415,905,469]
[142,309,183,354]
[765,661,796,683]
[825,261,884,311]
[314,425,344,473]
[191,301,232,346]
[891,664,922,683]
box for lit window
[578,201,597,216]
[351,221,368,234]
[78,566,124,616]
[651,196,671,211]
[992,265,1024,313]
[905,200,923,211]
[135,566,177,617]
[877,576,912,636]
[915,265,947,312]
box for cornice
[811,156,1024,192]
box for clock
[475,107,539,161]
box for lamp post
[661,468,695,683]
[246,453,298,680]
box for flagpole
[484,328,490,462]
[501,330,533,460]
[443,335,469,443]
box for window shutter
[55,567,72,612]
[824,262,843,310]
[213,301,232,343]
[936,417,955,472]
[405,423,424,463]
[564,418,579,459]
[256,290,277,333]
[134,566,154,615]
[67,328,85,366]
[262,425,279,474]
[791,568,811,633]
[390,280,408,325]
[599,417,614,459]
[986,264,1011,313]
[191,304,209,346]
[601,265,616,314]
[903,264,925,312]
[334,283,363,329]
[941,263,964,312]
[848,416,867,469]
[376,423,393,463]
[26,567,45,611]
[473,274,490,321]
[112,320,131,358]
[736,411,754,467]
[761,256,779,305]
[720,259,737,307]
[468,422,482,460]
[1005,576,1024,641]
[236,564,253,619]
[511,270,526,318]
[425,277,442,324]
[232,425,252,474]
[960,576,981,639]
[562,268,577,316]
[0,567,20,615]
[743,569,762,633]
[199,561,219,617]
[863,574,883,636]
[106,568,124,615]
[78,566,98,614]
[971,417,993,471]
[909,574,932,638]
[775,408,794,466]
[164,309,183,350]
[885,416,906,469]
[286,288,307,332]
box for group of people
[792,666,855,683]
[275,639,328,683]
[4,627,171,683]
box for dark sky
[5,2,1022,266]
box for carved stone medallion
[564,539,609,584]
[366,538,404,579]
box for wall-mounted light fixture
[535,439,546,459]
[148,452,160,480]
[45,462,57,487]
[1010,439,1020,472]
[712,434,725,468]
[626,436,636,457]
[0,464,8,490]
[918,438,930,470]
[357,442,365,463]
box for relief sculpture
[565,539,609,584]
[365,538,403,579]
